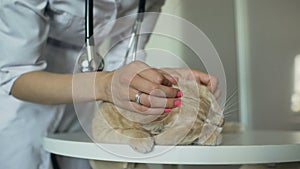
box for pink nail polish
[164,108,172,113]
[174,100,182,107]
[176,91,183,97]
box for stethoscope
[78,0,146,72]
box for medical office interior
[144,0,300,168]
[40,0,300,169]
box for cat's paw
[129,137,155,153]
[143,123,164,134]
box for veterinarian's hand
[161,68,221,98]
[102,61,182,114]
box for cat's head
[174,80,224,145]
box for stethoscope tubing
[85,0,94,63]
[85,0,93,41]
[82,0,146,72]
[123,0,146,65]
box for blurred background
[146,0,300,132]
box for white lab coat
[0,0,165,169]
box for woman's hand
[99,61,182,115]
[161,68,220,98]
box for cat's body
[92,80,224,153]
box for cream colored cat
[92,78,224,153]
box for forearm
[10,71,111,105]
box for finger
[129,89,182,108]
[132,102,166,115]
[194,72,210,84]
[157,69,178,86]
[160,68,181,81]
[193,71,218,93]
[138,68,176,86]
[131,74,180,98]
[206,76,219,93]
[213,88,221,99]
[126,101,171,115]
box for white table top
[43,130,300,165]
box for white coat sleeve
[0,0,49,94]
[103,0,166,71]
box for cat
[91,79,224,153]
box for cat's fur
[92,79,224,153]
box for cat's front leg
[122,129,155,153]
[92,108,154,153]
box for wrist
[95,71,113,102]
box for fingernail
[176,91,183,97]
[164,108,172,113]
[174,100,182,107]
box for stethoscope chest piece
[78,48,104,72]
[78,0,105,72]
